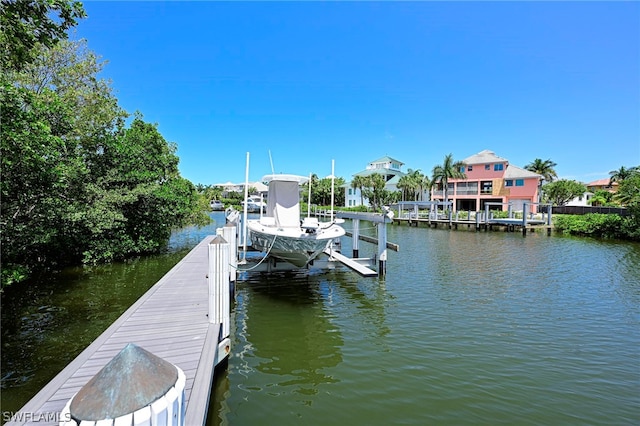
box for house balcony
[455,189,478,196]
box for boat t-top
[246,174,345,267]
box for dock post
[220,224,238,293]
[60,344,186,426]
[377,222,387,277]
[522,203,528,237]
[484,205,490,231]
[352,219,360,258]
[208,235,230,339]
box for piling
[377,222,387,277]
[60,343,186,426]
[352,219,360,258]
[208,235,230,340]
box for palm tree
[525,158,558,204]
[396,175,413,201]
[368,173,387,209]
[407,169,425,201]
[431,154,466,209]
[525,158,558,183]
[609,166,638,185]
[351,175,367,206]
[398,168,424,201]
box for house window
[494,163,504,171]
[348,188,352,195]
[515,179,524,186]
[481,181,493,194]
[505,180,513,187]
[467,165,473,171]
[485,164,490,170]
[460,166,465,173]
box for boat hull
[248,222,345,267]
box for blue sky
[74,1,639,185]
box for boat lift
[226,152,398,278]
[225,208,396,278]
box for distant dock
[392,216,553,236]
[314,202,553,236]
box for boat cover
[266,180,301,228]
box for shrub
[554,213,626,239]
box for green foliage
[589,190,616,207]
[609,165,639,185]
[620,203,640,240]
[1,81,79,283]
[301,175,345,207]
[432,154,466,203]
[542,179,587,206]
[0,0,86,71]
[1,26,208,288]
[397,169,430,201]
[614,173,640,206]
[553,213,638,241]
[525,158,558,183]
[360,174,388,210]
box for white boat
[241,196,266,213]
[247,174,345,267]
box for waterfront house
[566,192,594,207]
[431,150,542,213]
[566,178,618,207]
[586,178,619,193]
[344,156,407,207]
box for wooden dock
[393,217,553,235]
[7,236,225,426]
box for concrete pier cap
[60,343,186,426]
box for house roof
[586,178,618,187]
[352,168,406,178]
[503,165,542,179]
[463,150,508,165]
[387,175,402,185]
[369,156,404,166]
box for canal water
[2,212,639,425]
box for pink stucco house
[431,150,542,212]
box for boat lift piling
[483,201,553,235]
[336,210,396,278]
[351,219,360,258]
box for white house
[344,156,406,207]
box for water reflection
[237,272,343,390]
[0,251,190,414]
[328,271,393,352]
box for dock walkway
[8,236,220,426]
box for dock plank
[7,236,222,426]
[323,248,378,277]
